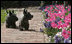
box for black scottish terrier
[19,9,33,31]
[6,10,18,28]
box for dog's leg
[25,24,29,30]
[6,23,10,28]
[11,23,16,28]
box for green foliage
[1,9,7,23]
[51,38,55,43]
[65,11,69,16]
[44,28,62,37]
[1,9,17,24]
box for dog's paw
[19,29,23,31]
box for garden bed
[40,4,71,43]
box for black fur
[6,10,18,28]
[19,9,33,31]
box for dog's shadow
[9,26,39,32]
[6,26,43,33]
[20,29,41,33]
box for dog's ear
[25,9,27,13]
[23,9,26,14]
[23,9,28,15]
[6,10,8,14]
[12,10,14,13]
[9,10,12,16]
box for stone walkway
[1,7,50,43]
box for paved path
[1,7,50,43]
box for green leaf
[65,11,69,16]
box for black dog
[19,9,33,31]
[6,10,18,28]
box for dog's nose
[32,15,33,18]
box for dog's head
[6,10,18,21]
[23,9,33,20]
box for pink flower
[45,6,49,8]
[57,25,62,29]
[56,5,59,8]
[50,5,53,7]
[65,10,67,13]
[68,8,70,11]
[58,21,62,25]
[51,22,57,28]
[47,10,50,13]
[47,10,51,15]
[44,9,48,12]
[45,19,50,22]
[52,16,56,21]
[64,18,71,23]
[67,31,71,34]
[68,13,71,18]
[50,18,53,21]
[49,13,53,17]
[57,25,60,29]
[62,29,67,35]
[64,20,67,23]
[50,7,53,10]
[49,14,56,21]
[66,6,68,8]
[64,14,71,23]
[54,13,59,17]
[55,9,59,12]
[42,5,71,33]
[64,34,69,39]
[62,13,65,16]
[57,13,62,17]
[60,15,64,19]
[62,29,70,39]
[62,23,69,28]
